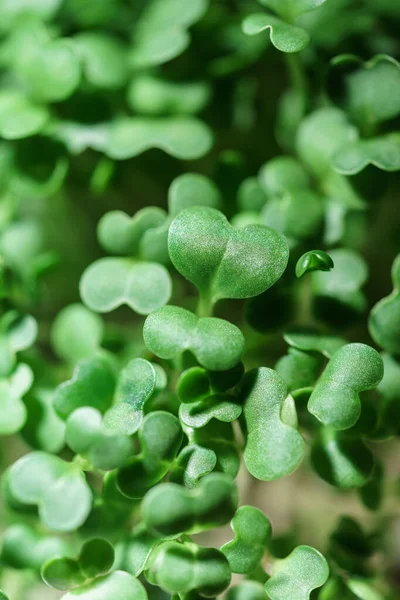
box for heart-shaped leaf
[332,135,400,174]
[311,430,374,488]
[221,506,271,573]
[242,14,310,53]
[168,206,289,305]
[328,54,400,128]
[128,75,210,115]
[369,254,400,355]
[265,545,329,600]
[142,472,237,536]
[42,538,114,590]
[1,523,69,571]
[51,304,104,363]
[240,367,305,480]
[80,258,172,315]
[0,363,32,434]
[104,358,156,435]
[0,90,49,139]
[308,343,384,430]
[143,306,245,371]
[22,387,66,453]
[170,444,217,488]
[104,118,213,160]
[6,451,92,531]
[296,250,334,278]
[60,571,148,600]
[116,411,182,499]
[66,407,132,470]
[53,355,116,420]
[146,540,231,597]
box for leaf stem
[197,292,213,318]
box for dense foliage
[0,0,400,599]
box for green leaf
[308,343,383,430]
[21,388,66,453]
[142,472,237,536]
[332,134,400,174]
[74,33,129,89]
[179,393,242,428]
[66,407,132,470]
[104,358,156,435]
[170,444,217,488]
[369,254,400,354]
[0,363,32,434]
[6,451,92,531]
[0,90,49,139]
[129,0,208,68]
[143,306,245,371]
[168,206,289,304]
[128,76,210,115]
[240,367,305,480]
[0,0,62,30]
[329,54,400,127]
[1,523,69,571]
[42,538,114,590]
[296,108,359,178]
[0,311,38,375]
[227,581,267,600]
[259,156,310,196]
[296,250,334,278]
[237,177,268,212]
[168,173,222,218]
[265,545,329,600]
[189,421,240,478]
[145,540,231,596]
[80,258,172,314]
[53,355,116,420]
[275,349,323,392]
[104,118,213,160]
[51,303,104,363]
[283,329,346,359]
[116,411,182,499]
[97,207,167,257]
[115,524,172,577]
[311,429,374,488]
[221,506,271,573]
[346,579,385,600]
[259,0,328,21]
[242,14,310,53]
[311,248,368,314]
[60,571,148,600]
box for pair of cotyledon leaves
[242,0,328,54]
[80,185,289,317]
[369,254,400,355]
[221,505,329,599]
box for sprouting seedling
[308,343,384,430]
[0,363,33,435]
[170,444,217,488]
[0,311,37,377]
[177,364,244,428]
[6,451,92,531]
[145,540,231,597]
[296,250,334,278]
[1,523,69,572]
[221,506,272,573]
[66,407,132,471]
[60,571,148,600]
[80,206,172,315]
[239,367,305,480]
[369,254,400,355]
[142,472,237,536]
[265,545,329,600]
[116,411,182,499]
[53,354,116,421]
[143,306,245,371]
[42,538,114,590]
[168,206,289,313]
[51,303,104,363]
[103,358,156,435]
[311,428,374,488]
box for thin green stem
[197,292,213,318]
